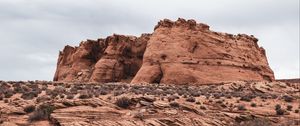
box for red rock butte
[53,18,275,84]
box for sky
[0,0,299,81]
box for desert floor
[0,80,299,126]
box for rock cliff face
[54,34,150,83]
[54,18,274,84]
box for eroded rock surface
[54,18,274,84]
[54,34,150,83]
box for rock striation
[54,18,274,84]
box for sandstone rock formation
[54,18,274,84]
[54,34,151,83]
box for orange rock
[54,18,274,84]
[54,34,150,83]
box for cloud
[0,0,299,80]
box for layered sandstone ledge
[54,18,274,84]
[0,81,299,125]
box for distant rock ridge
[54,18,274,84]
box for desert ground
[0,80,299,126]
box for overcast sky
[0,0,299,81]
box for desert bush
[236,118,271,126]
[28,103,55,121]
[65,84,71,89]
[21,85,31,92]
[183,94,188,98]
[41,85,48,90]
[66,94,74,99]
[0,88,15,98]
[275,104,284,115]
[250,103,257,107]
[131,89,142,95]
[220,103,227,108]
[59,94,64,98]
[275,104,281,110]
[90,103,98,108]
[36,95,51,103]
[190,90,201,97]
[78,90,92,99]
[225,94,232,99]
[0,94,3,100]
[165,89,175,95]
[31,87,42,95]
[62,101,73,107]
[282,95,293,102]
[53,83,58,86]
[169,102,180,108]
[160,96,165,101]
[13,85,24,93]
[213,93,221,99]
[216,100,223,104]
[186,96,195,102]
[21,91,38,100]
[24,105,36,113]
[270,94,278,99]
[150,89,163,96]
[167,95,178,102]
[276,108,285,115]
[4,93,13,99]
[176,89,185,96]
[28,81,35,84]
[287,105,293,111]
[79,93,91,99]
[237,104,246,111]
[98,89,109,95]
[0,83,11,93]
[200,105,207,110]
[240,94,255,102]
[133,112,144,120]
[69,87,78,94]
[45,89,52,95]
[94,92,99,97]
[4,99,9,103]
[52,86,66,94]
[115,97,131,109]
[113,90,124,96]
